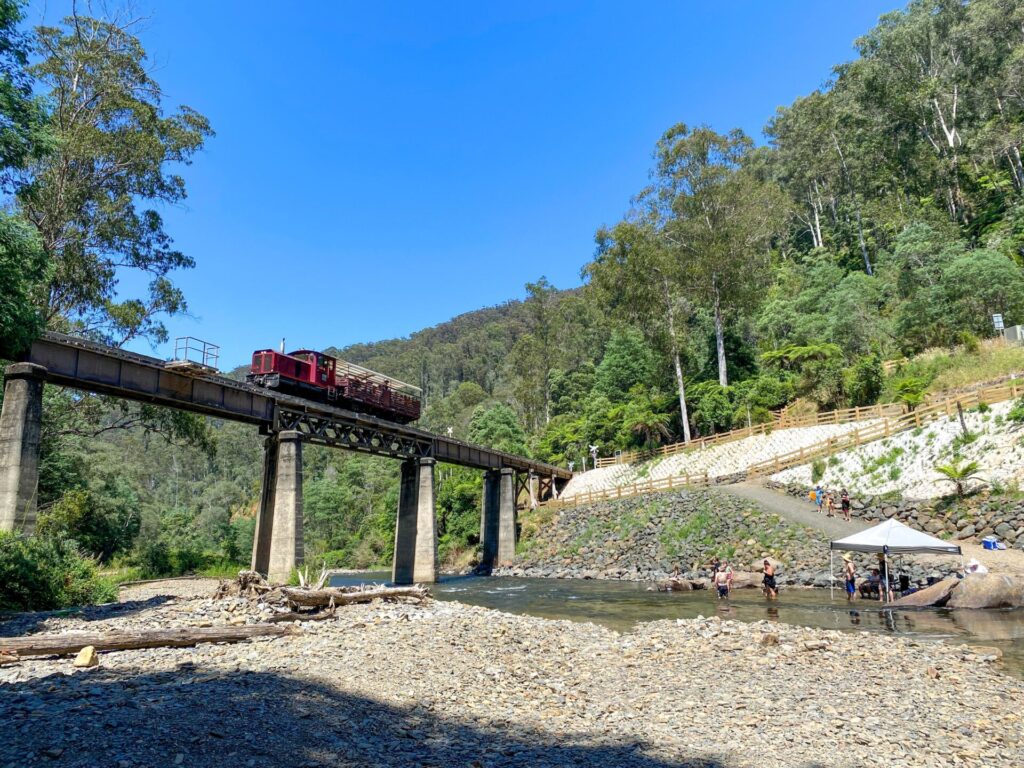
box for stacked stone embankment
[2,580,1021,767]
[501,488,835,585]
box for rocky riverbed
[2,579,1022,767]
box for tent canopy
[829,518,962,556]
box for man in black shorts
[762,559,778,600]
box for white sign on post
[993,313,1004,332]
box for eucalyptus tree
[0,0,49,357]
[20,11,213,346]
[587,222,695,442]
[639,124,788,386]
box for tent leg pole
[830,551,834,600]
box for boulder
[729,571,762,589]
[656,578,693,592]
[948,574,1024,610]
[892,577,959,608]
[955,525,975,540]
[73,645,99,668]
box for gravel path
[722,483,1024,576]
[2,581,1022,767]
[718,483,861,540]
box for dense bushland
[3,1,1024,586]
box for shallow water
[330,571,1024,676]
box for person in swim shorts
[843,554,857,602]
[714,561,732,599]
[762,559,778,600]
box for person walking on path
[840,489,852,522]
[814,485,824,514]
[843,554,857,602]
[824,490,835,518]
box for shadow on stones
[2,664,730,768]
[0,596,172,638]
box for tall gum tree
[639,124,788,386]
[20,11,213,346]
[587,223,694,443]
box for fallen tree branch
[0,624,298,663]
[278,585,429,608]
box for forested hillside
[5,0,1024,594]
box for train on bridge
[247,347,421,423]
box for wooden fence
[549,380,1023,508]
[594,377,1024,468]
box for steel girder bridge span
[0,333,571,583]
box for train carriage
[247,348,421,423]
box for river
[330,571,1024,676]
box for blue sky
[29,1,898,367]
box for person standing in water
[843,554,857,602]
[762,559,778,600]
[714,561,732,599]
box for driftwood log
[0,624,297,664]
[279,585,429,608]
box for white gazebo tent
[829,518,963,601]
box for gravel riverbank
[1,580,1021,767]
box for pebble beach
[1,579,1022,768]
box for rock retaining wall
[499,488,831,586]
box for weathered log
[266,608,336,623]
[0,623,297,662]
[279,585,429,608]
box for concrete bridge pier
[480,467,517,569]
[480,468,501,569]
[0,363,46,534]
[497,468,517,565]
[392,457,438,584]
[251,430,304,583]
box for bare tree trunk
[663,278,691,443]
[672,350,691,444]
[855,207,873,276]
[713,276,728,386]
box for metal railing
[172,336,220,369]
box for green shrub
[129,539,232,579]
[1009,396,1024,424]
[0,532,117,612]
[811,459,826,483]
[955,331,980,354]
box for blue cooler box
[982,536,999,551]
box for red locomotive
[247,347,421,423]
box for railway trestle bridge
[0,334,570,582]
